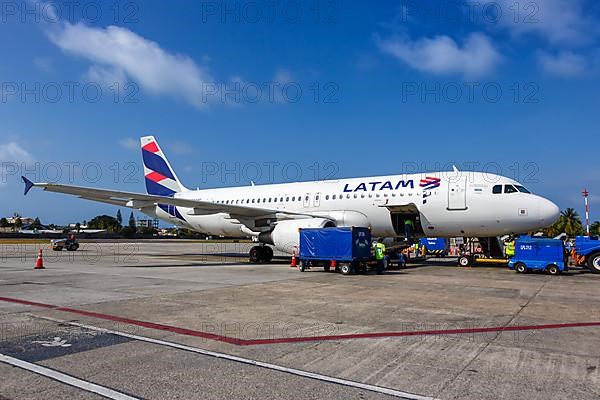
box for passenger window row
[198,190,430,205]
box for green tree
[14,217,22,231]
[0,217,8,228]
[120,226,137,238]
[550,208,584,237]
[88,215,121,232]
[128,212,136,229]
[591,221,600,236]
[116,210,122,226]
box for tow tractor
[51,235,79,251]
[570,235,600,273]
[508,236,567,275]
[507,235,600,275]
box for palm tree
[553,208,584,237]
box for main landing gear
[249,245,273,263]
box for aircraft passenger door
[303,193,311,208]
[447,176,467,210]
[313,192,321,207]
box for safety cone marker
[290,249,297,268]
[35,249,45,269]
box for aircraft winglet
[22,176,34,195]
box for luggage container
[419,237,448,257]
[298,227,371,275]
[507,236,566,275]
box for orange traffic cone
[330,259,336,269]
[35,249,45,269]
[290,250,297,268]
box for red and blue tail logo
[141,136,185,197]
[419,176,441,190]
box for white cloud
[490,0,596,46]
[119,138,138,151]
[537,51,586,76]
[86,65,127,87]
[0,142,33,162]
[0,142,34,187]
[376,33,501,77]
[46,22,214,109]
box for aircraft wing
[21,176,323,220]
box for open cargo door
[385,203,424,237]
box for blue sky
[1,0,599,225]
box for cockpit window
[492,185,502,194]
[515,185,531,194]
[504,185,518,194]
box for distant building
[7,216,35,225]
[136,218,159,229]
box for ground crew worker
[404,219,414,241]
[505,238,515,258]
[374,238,386,274]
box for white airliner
[22,136,560,262]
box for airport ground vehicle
[298,227,371,275]
[419,237,448,257]
[457,237,508,267]
[507,237,566,275]
[571,235,600,274]
[51,236,79,251]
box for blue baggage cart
[419,237,448,257]
[508,236,566,275]
[298,227,371,275]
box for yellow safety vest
[505,242,515,257]
[375,243,386,260]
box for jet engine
[258,218,335,253]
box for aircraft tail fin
[140,136,188,196]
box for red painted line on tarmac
[0,296,243,345]
[241,321,600,345]
[0,297,56,309]
[2,296,600,346]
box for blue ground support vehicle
[298,227,371,275]
[508,236,567,275]
[572,235,600,274]
[419,237,448,257]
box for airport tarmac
[1,240,599,400]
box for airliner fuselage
[148,171,559,239]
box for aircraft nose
[539,198,560,226]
